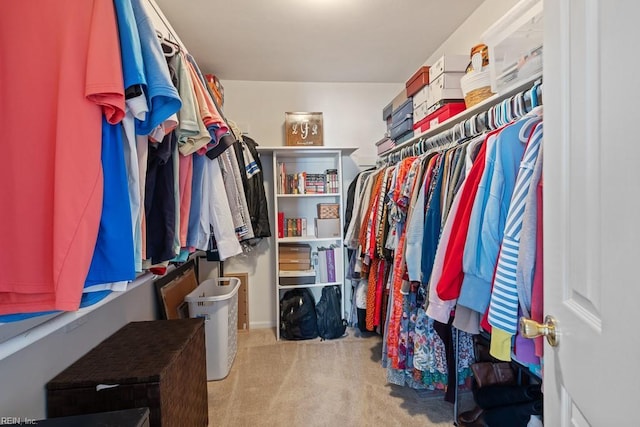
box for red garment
[178,154,194,247]
[149,266,168,276]
[0,1,125,313]
[435,131,495,301]
[365,257,380,331]
[358,172,384,253]
[531,178,544,358]
[373,259,387,327]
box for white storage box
[429,54,469,82]
[428,72,465,108]
[412,85,430,124]
[315,218,340,238]
[483,0,543,94]
[185,277,240,381]
[412,85,429,109]
[413,101,430,125]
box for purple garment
[514,333,539,366]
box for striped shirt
[488,122,544,334]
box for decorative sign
[285,112,323,146]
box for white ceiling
[154,0,484,83]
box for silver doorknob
[519,315,558,347]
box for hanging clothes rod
[378,75,543,166]
[146,0,188,52]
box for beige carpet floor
[207,328,473,427]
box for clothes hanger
[156,30,179,57]
[226,119,244,142]
[530,84,539,108]
[501,99,509,125]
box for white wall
[221,80,402,165]
[423,0,521,65]
[219,80,401,328]
[0,275,158,419]
[217,0,521,329]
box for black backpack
[280,289,319,340]
[315,286,347,340]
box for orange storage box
[405,66,430,98]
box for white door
[543,0,640,425]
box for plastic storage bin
[482,0,543,94]
[185,277,240,381]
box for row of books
[277,213,307,237]
[277,163,339,194]
[324,169,339,194]
[315,246,337,283]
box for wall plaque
[285,112,323,146]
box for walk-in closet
[1,1,639,426]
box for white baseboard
[250,320,275,329]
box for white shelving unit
[259,147,356,340]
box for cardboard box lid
[279,243,311,253]
[406,66,431,97]
[406,66,431,87]
[279,269,316,277]
[391,88,408,110]
[279,258,311,263]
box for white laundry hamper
[185,277,240,381]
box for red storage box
[413,102,466,133]
[405,66,430,98]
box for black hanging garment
[232,135,271,244]
[145,53,179,264]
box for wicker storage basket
[317,203,340,219]
[46,319,208,427]
[465,86,494,108]
[461,70,494,108]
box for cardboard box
[382,102,393,121]
[412,85,430,109]
[279,257,311,265]
[427,72,465,108]
[429,54,469,82]
[390,117,413,141]
[315,218,340,238]
[279,251,311,262]
[395,131,414,145]
[279,269,316,286]
[391,89,408,111]
[405,66,430,97]
[285,112,323,146]
[279,261,312,271]
[391,98,413,125]
[375,137,395,156]
[317,203,339,219]
[413,102,467,133]
[279,243,311,254]
[412,85,431,125]
[413,101,429,125]
[279,243,311,263]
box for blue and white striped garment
[242,142,260,178]
[488,122,544,334]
